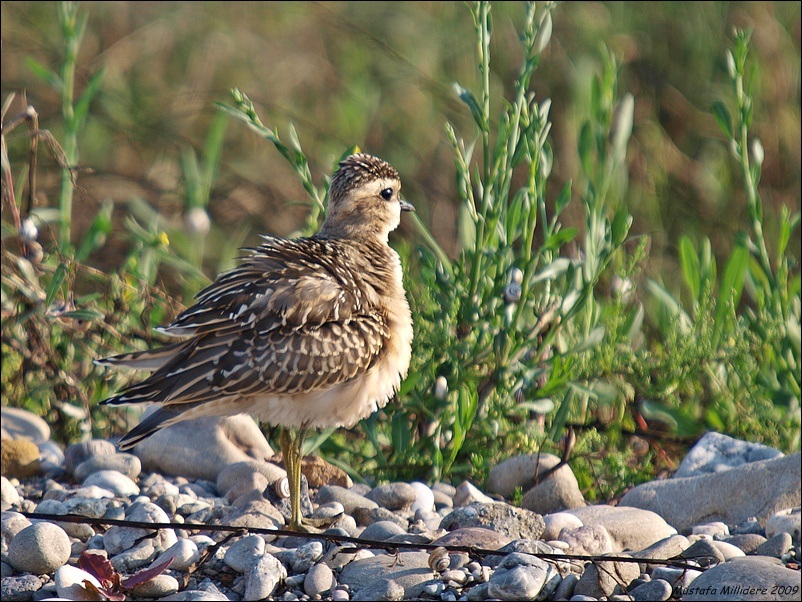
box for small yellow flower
[157,232,170,247]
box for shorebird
[98,153,414,530]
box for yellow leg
[280,427,306,531]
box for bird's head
[321,153,414,242]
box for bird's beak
[399,198,415,212]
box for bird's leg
[280,426,306,531]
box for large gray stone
[131,414,274,481]
[620,453,801,532]
[565,505,676,552]
[339,551,437,599]
[676,432,783,477]
[680,556,801,601]
[439,502,545,540]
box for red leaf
[120,556,174,590]
[79,551,118,586]
[83,579,126,601]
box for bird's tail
[95,340,189,371]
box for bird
[97,153,415,530]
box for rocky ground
[1,407,800,601]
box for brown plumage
[98,153,414,529]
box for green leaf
[610,208,632,246]
[532,257,571,283]
[554,180,572,216]
[711,101,733,139]
[713,240,749,341]
[678,236,701,302]
[75,200,113,262]
[73,68,104,130]
[44,262,69,310]
[453,83,485,129]
[571,326,605,353]
[24,57,62,90]
[542,227,578,252]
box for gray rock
[352,505,408,528]
[559,523,614,555]
[725,533,767,554]
[620,453,801,532]
[305,563,336,597]
[574,555,641,598]
[680,556,800,600]
[104,501,176,555]
[1,574,42,601]
[73,453,141,481]
[243,553,286,600]
[754,532,793,558]
[290,540,324,573]
[681,538,727,567]
[566,505,677,552]
[318,485,379,514]
[486,452,559,498]
[161,590,230,601]
[431,527,513,550]
[224,534,265,573]
[54,564,102,600]
[486,552,558,601]
[692,521,730,538]
[215,460,286,498]
[1,512,32,558]
[439,502,545,540]
[130,574,180,598]
[339,551,437,600]
[352,577,405,601]
[542,511,584,540]
[453,481,496,506]
[0,407,50,443]
[82,470,140,498]
[630,578,673,601]
[219,498,284,530]
[1,477,20,508]
[632,534,691,562]
[366,482,418,510]
[61,497,107,519]
[132,413,274,481]
[110,539,157,572]
[676,432,783,477]
[64,439,117,475]
[712,540,746,560]
[766,507,800,544]
[409,481,435,513]
[360,520,407,541]
[8,522,71,575]
[154,538,200,572]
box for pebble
[224,534,266,572]
[486,552,556,600]
[365,482,418,510]
[130,573,180,598]
[542,510,583,540]
[628,577,673,601]
[8,522,71,574]
[83,470,140,498]
[1,430,796,602]
[73,453,142,481]
[675,431,783,477]
[1,477,21,508]
[409,481,435,513]
[305,562,336,597]
[64,439,117,475]
[243,552,286,600]
[54,564,102,599]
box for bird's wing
[100,237,389,406]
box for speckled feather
[98,154,413,449]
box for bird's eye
[380,188,394,201]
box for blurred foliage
[2,2,800,495]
